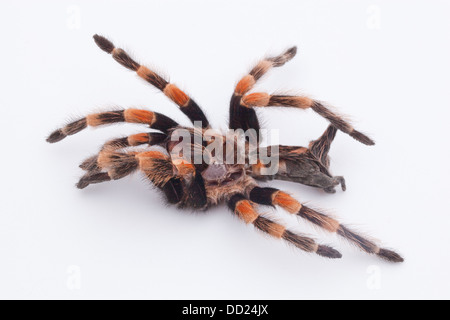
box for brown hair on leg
[92,35,209,128]
[228,194,341,259]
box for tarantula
[47,35,403,263]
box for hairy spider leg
[46,109,178,143]
[93,35,210,128]
[77,147,207,208]
[249,187,404,263]
[79,132,167,173]
[77,149,173,189]
[227,194,342,259]
[250,136,346,193]
[229,47,297,138]
[241,92,374,146]
[308,125,338,168]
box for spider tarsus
[93,34,115,54]
[377,248,404,263]
[350,130,375,146]
[286,46,298,58]
[76,179,90,189]
[77,172,111,189]
[269,46,298,67]
[46,129,66,143]
[79,155,100,171]
[316,245,342,259]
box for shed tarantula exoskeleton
[47,35,403,263]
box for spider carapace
[47,35,403,263]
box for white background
[1,0,449,300]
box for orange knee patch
[163,84,190,107]
[128,133,149,146]
[242,93,271,107]
[235,200,259,224]
[235,75,256,96]
[273,191,302,214]
[124,109,155,124]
